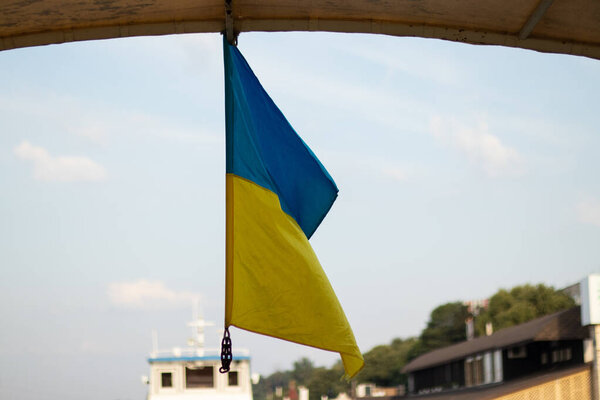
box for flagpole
[225,0,237,45]
[221,35,235,374]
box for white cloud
[247,51,428,133]
[323,149,415,183]
[14,141,107,182]
[65,110,222,146]
[381,166,409,182]
[126,112,222,145]
[339,42,461,87]
[0,92,221,147]
[576,198,600,227]
[429,116,522,177]
[70,123,109,144]
[107,279,200,310]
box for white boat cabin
[148,352,252,400]
[147,315,253,400]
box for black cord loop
[219,327,233,373]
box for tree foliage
[357,337,417,386]
[292,358,315,386]
[475,284,575,335]
[252,369,292,400]
[421,302,469,349]
[408,302,470,360]
[307,363,349,400]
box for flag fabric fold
[223,37,363,379]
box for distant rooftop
[403,306,587,373]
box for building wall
[502,341,584,382]
[410,340,585,395]
[412,359,464,393]
[495,368,591,400]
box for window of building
[186,366,214,388]
[228,371,239,386]
[473,357,483,386]
[493,350,503,383]
[565,347,572,360]
[485,352,494,384]
[552,348,572,363]
[541,352,548,365]
[161,372,173,388]
[465,358,473,387]
[507,346,527,359]
[464,356,484,387]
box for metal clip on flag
[220,36,364,379]
[219,327,232,373]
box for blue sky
[1,32,599,400]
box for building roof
[403,306,587,373]
[404,364,590,400]
[1,0,599,59]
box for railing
[150,347,250,359]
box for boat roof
[149,355,250,363]
[1,0,599,59]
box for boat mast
[187,298,214,356]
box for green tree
[307,363,349,400]
[409,302,470,359]
[252,358,346,400]
[252,369,292,400]
[358,337,417,386]
[252,377,268,400]
[475,284,575,335]
[292,357,315,386]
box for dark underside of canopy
[1,0,599,59]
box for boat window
[228,371,239,386]
[186,366,214,388]
[161,372,173,388]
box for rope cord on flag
[219,327,233,373]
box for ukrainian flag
[223,37,364,379]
